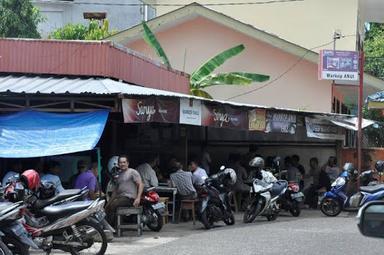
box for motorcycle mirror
[220,166,225,171]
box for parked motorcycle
[141,187,165,232]
[243,177,288,223]
[4,170,109,255]
[0,201,37,255]
[320,162,384,217]
[198,166,237,230]
[278,182,304,217]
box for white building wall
[33,0,156,38]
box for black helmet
[39,181,56,199]
[375,160,384,173]
[249,157,264,168]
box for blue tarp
[0,110,109,158]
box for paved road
[108,210,384,255]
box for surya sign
[202,103,247,129]
[122,98,179,123]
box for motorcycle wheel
[320,198,342,217]
[0,239,12,255]
[69,220,108,255]
[223,212,235,226]
[289,201,301,217]
[200,210,213,230]
[243,197,264,223]
[145,207,163,232]
[2,236,29,255]
[266,213,278,221]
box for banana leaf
[190,44,245,85]
[230,72,270,82]
[199,73,253,88]
[190,88,213,99]
[142,21,171,68]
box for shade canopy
[0,110,109,158]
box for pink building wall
[127,17,333,112]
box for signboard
[122,98,179,123]
[248,109,266,131]
[305,117,344,140]
[318,50,359,81]
[265,111,296,134]
[179,98,202,126]
[202,103,248,129]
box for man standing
[136,155,159,188]
[188,159,208,186]
[105,155,144,227]
[41,160,65,194]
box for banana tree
[141,22,270,99]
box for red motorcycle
[141,188,165,232]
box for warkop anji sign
[318,50,359,81]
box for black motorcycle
[277,182,304,217]
[198,167,236,230]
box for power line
[55,0,303,6]
[226,35,356,101]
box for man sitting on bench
[105,155,144,228]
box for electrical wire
[225,34,356,101]
[59,0,303,6]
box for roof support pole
[357,50,364,189]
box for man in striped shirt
[169,159,196,199]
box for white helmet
[224,168,237,185]
[249,157,264,168]
[107,156,119,173]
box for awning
[324,116,375,131]
[366,90,384,109]
[0,110,109,158]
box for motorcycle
[243,174,288,223]
[0,201,37,255]
[140,187,165,232]
[198,166,236,230]
[3,172,109,255]
[320,163,384,217]
[278,182,304,217]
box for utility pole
[332,30,341,112]
[357,39,364,189]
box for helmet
[343,162,355,174]
[375,160,384,173]
[223,168,237,185]
[39,181,56,199]
[249,157,264,168]
[107,156,119,173]
[20,169,40,192]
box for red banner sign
[202,103,248,129]
[122,98,179,123]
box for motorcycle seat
[360,184,384,194]
[271,181,288,197]
[34,189,82,209]
[40,201,93,218]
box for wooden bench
[178,199,198,225]
[116,207,143,237]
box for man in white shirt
[189,159,208,186]
[136,155,159,188]
[2,160,23,187]
[41,160,65,194]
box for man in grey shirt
[136,155,159,188]
[105,155,144,227]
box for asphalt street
[109,210,384,255]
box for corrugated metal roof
[0,75,349,117]
[0,38,190,94]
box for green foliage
[363,106,384,147]
[50,19,116,40]
[141,22,171,68]
[364,23,384,79]
[141,22,270,99]
[0,0,43,38]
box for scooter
[320,163,384,217]
[198,166,236,230]
[277,182,304,217]
[243,176,288,223]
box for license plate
[152,202,165,210]
[291,192,304,199]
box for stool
[159,197,169,224]
[229,191,239,213]
[116,207,143,237]
[178,199,198,225]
